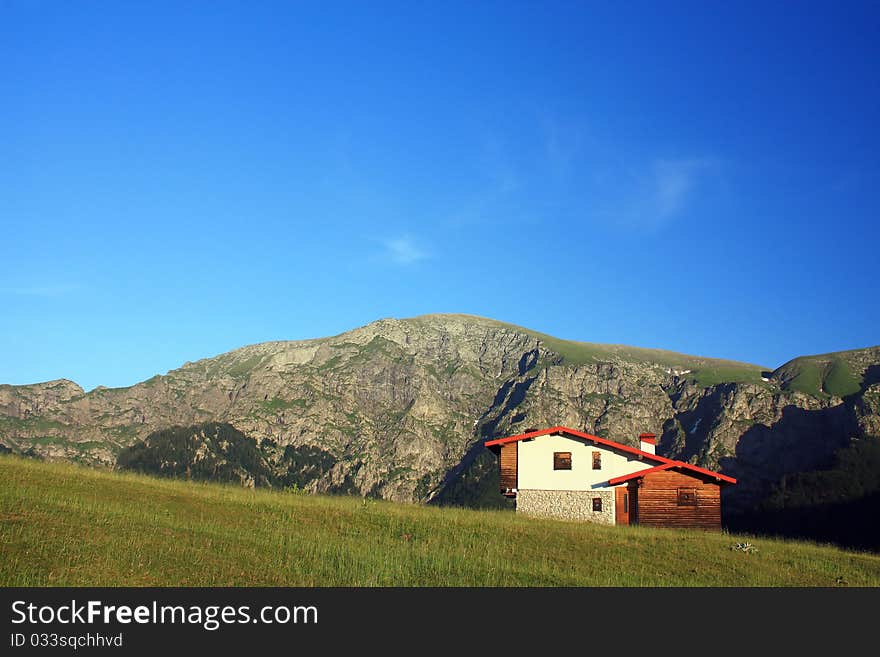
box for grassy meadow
[775,352,864,398]
[2,455,879,587]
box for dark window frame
[553,451,572,470]
[677,487,697,506]
[592,451,601,470]
[592,497,602,512]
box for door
[615,486,629,525]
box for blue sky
[2,1,879,391]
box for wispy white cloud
[652,158,711,219]
[382,237,428,265]
[601,156,721,230]
[432,111,722,237]
[445,132,522,229]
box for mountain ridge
[1,313,878,523]
[3,313,775,392]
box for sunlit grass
[2,455,878,586]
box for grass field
[2,455,879,587]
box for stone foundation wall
[516,489,615,525]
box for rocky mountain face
[1,314,878,515]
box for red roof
[608,462,736,485]
[484,426,735,485]
[608,462,678,484]
[484,425,671,463]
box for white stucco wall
[516,433,654,491]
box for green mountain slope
[772,346,880,398]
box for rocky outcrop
[0,314,877,514]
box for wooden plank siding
[636,469,722,530]
[499,442,517,493]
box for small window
[678,487,697,506]
[553,452,572,470]
[592,451,601,470]
[592,498,602,512]
[623,493,629,512]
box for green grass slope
[2,456,878,586]
[773,347,877,398]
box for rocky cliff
[1,314,877,514]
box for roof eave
[484,425,670,464]
[608,462,736,485]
